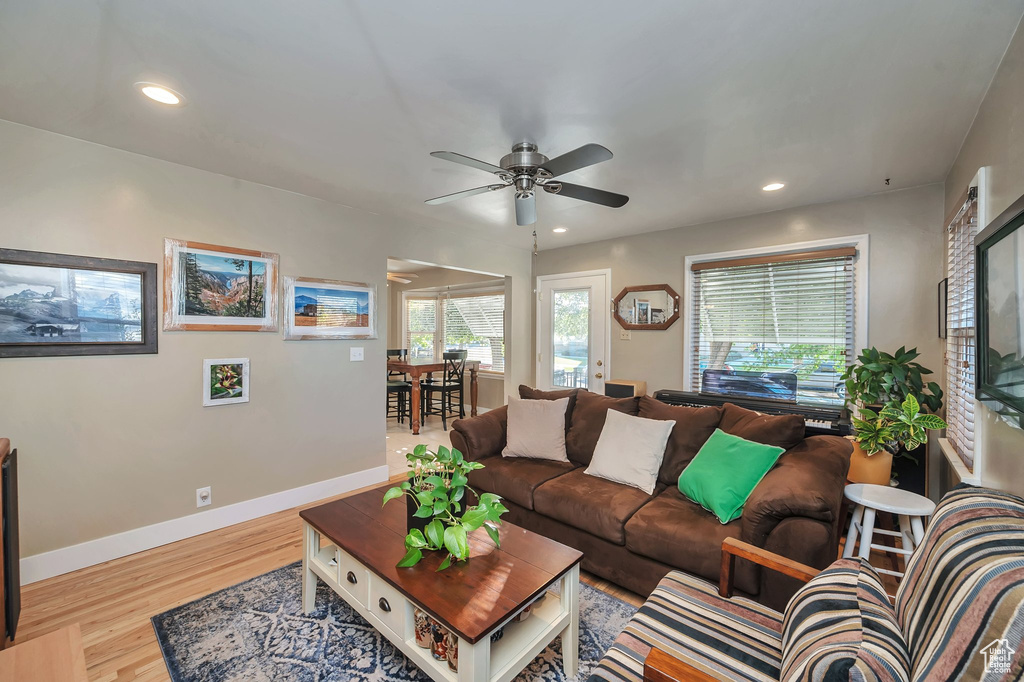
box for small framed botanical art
[203,358,250,406]
[0,248,158,358]
[164,239,279,331]
[283,276,377,340]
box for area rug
[152,561,637,681]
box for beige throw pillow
[585,409,675,494]
[502,395,570,462]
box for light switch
[350,347,364,361]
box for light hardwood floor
[18,475,643,681]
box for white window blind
[444,293,505,373]
[405,297,436,359]
[689,249,856,405]
[945,190,979,470]
[403,290,505,373]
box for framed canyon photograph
[164,239,279,331]
[0,248,158,358]
[203,358,250,407]
[283,276,376,340]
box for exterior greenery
[382,445,508,571]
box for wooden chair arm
[719,537,820,598]
[644,647,722,682]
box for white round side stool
[842,483,936,579]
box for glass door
[536,272,609,394]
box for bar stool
[842,483,936,580]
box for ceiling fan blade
[388,272,419,279]
[544,181,629,208]
[424,184,508,205]
[515,194,537,226]
[387,276,413,284]
[541,143,613,178]
[430,151,506,175]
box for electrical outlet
[619,329,632,340]
[350,346,364,361]
[196,486,212,508]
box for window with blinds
[945,190,979,470]
[689,248,857,405]
[405,297,436,360]
[403,291,505,373]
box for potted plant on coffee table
[382,444,508,571]
[843,346,946,483]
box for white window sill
[938,437,981,485]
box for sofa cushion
[565,391,640,466]
[781,559,910,682]
[585,409,675,494]
[519,385,578,431]
[466,456,576,511]
[895,485,1024,682]
[502,395,570,461]
[720,402,805,451]
[638,396,723,486]
[589,570,783,682]
[533,468,655,544]
[624,487,759,595]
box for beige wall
[0,119,532,557]
[386,266,506,410]
[944,16,1024,496]
[534,185,945,394]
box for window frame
[400,285,506,376]
[682,234,869,394]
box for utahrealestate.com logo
[980,638,1016,674]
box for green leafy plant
[382,444,508,571]
[851,394,947,456]
[841,346,943,413]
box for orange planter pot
[846,440,893,486]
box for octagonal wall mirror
[613,284,680,330]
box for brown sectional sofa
[450,387,853,611]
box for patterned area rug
[152,561,637,681]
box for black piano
[653,389,851,438]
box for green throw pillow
[678,428,785,524]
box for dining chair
[386,349,411,424]
[421,350,467,431]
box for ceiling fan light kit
[426,142,629,226]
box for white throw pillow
[585,409,675,494]
[502,395,570,462]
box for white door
[536,271,610,394]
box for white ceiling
[1,1,1022,250]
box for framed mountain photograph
[283,276,376,340]
[0,248,157,358]
[164,239,279,331]
[203,357,250,406]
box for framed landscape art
[164,239,279,331]
[0,248,158,358]
[283,276,377,340]
[203,358,250,406]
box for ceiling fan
[387,272,419,285]
[425,142,629,226]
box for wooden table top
[387,358,481,371]
[300,486,582,643]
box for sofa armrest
[643,647,721,682]
[719,537,819,598]
[450,405,508,462]
[740,435,852,547]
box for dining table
[387,358,481,434]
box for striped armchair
[590,485,1024,682]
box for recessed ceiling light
[134,82,184,106]
[552,227,568,233]
[762,182,785,192]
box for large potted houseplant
[841,346,945,485]
[382,444,508,571]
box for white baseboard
[21,464,389,585]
